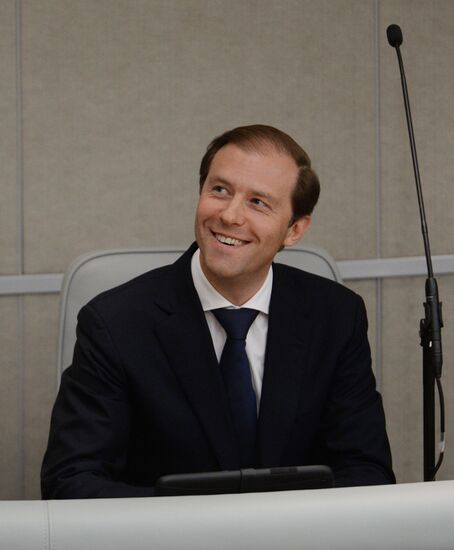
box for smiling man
[42,125,395,498]
[195,141,310,305]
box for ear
[283,216,312,247]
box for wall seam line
[374,0,383,392]
[15,0,25,499]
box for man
[42,125,395,498]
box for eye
[250,197,268,209]
[211,185,228,195]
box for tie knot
[212,308,259,340]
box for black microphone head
[387,24,403,47]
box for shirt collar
[191,248,272,314]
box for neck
[212,284,257,306]
[203,271,268,306]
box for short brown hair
[199,124,320,221]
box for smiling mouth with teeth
[214,233,246,246]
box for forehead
[208,144,298,196]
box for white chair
[56,245,341,384]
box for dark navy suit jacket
[41,244,394,498]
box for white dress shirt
[191,248,272,409]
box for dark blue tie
[212,308,259,467]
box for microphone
[386,24,403,47]
[387,23,445,482]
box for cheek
[196,197,216,221]
[195,205,207,231]
[257,219,291,243]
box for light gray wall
[1,0,453,499]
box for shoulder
[273,261,357,298]
[80,246,195,321]
[89,263,176,307]
[272,262,365,317]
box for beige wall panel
[0,297,21,499]
[380,1,454,258]
[0,0,18,274]
[382,277,422,482]
[382,275,454,483]
[22,0,377,274]
[22,294,60,499]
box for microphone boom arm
[387,25,444,482]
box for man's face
[195,143,311,302]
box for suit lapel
[257,265,315,467]
[153,246,240,470]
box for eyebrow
[210,176,276,203]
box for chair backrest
[57,245,341,384]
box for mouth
[212,232,248,247]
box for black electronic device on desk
[155,465,333,496]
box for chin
[204,261,241,282]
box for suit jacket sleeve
[41,303,155,499]
[319,294,395,486]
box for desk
[1,481,453,549]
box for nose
[220,197,245,226]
